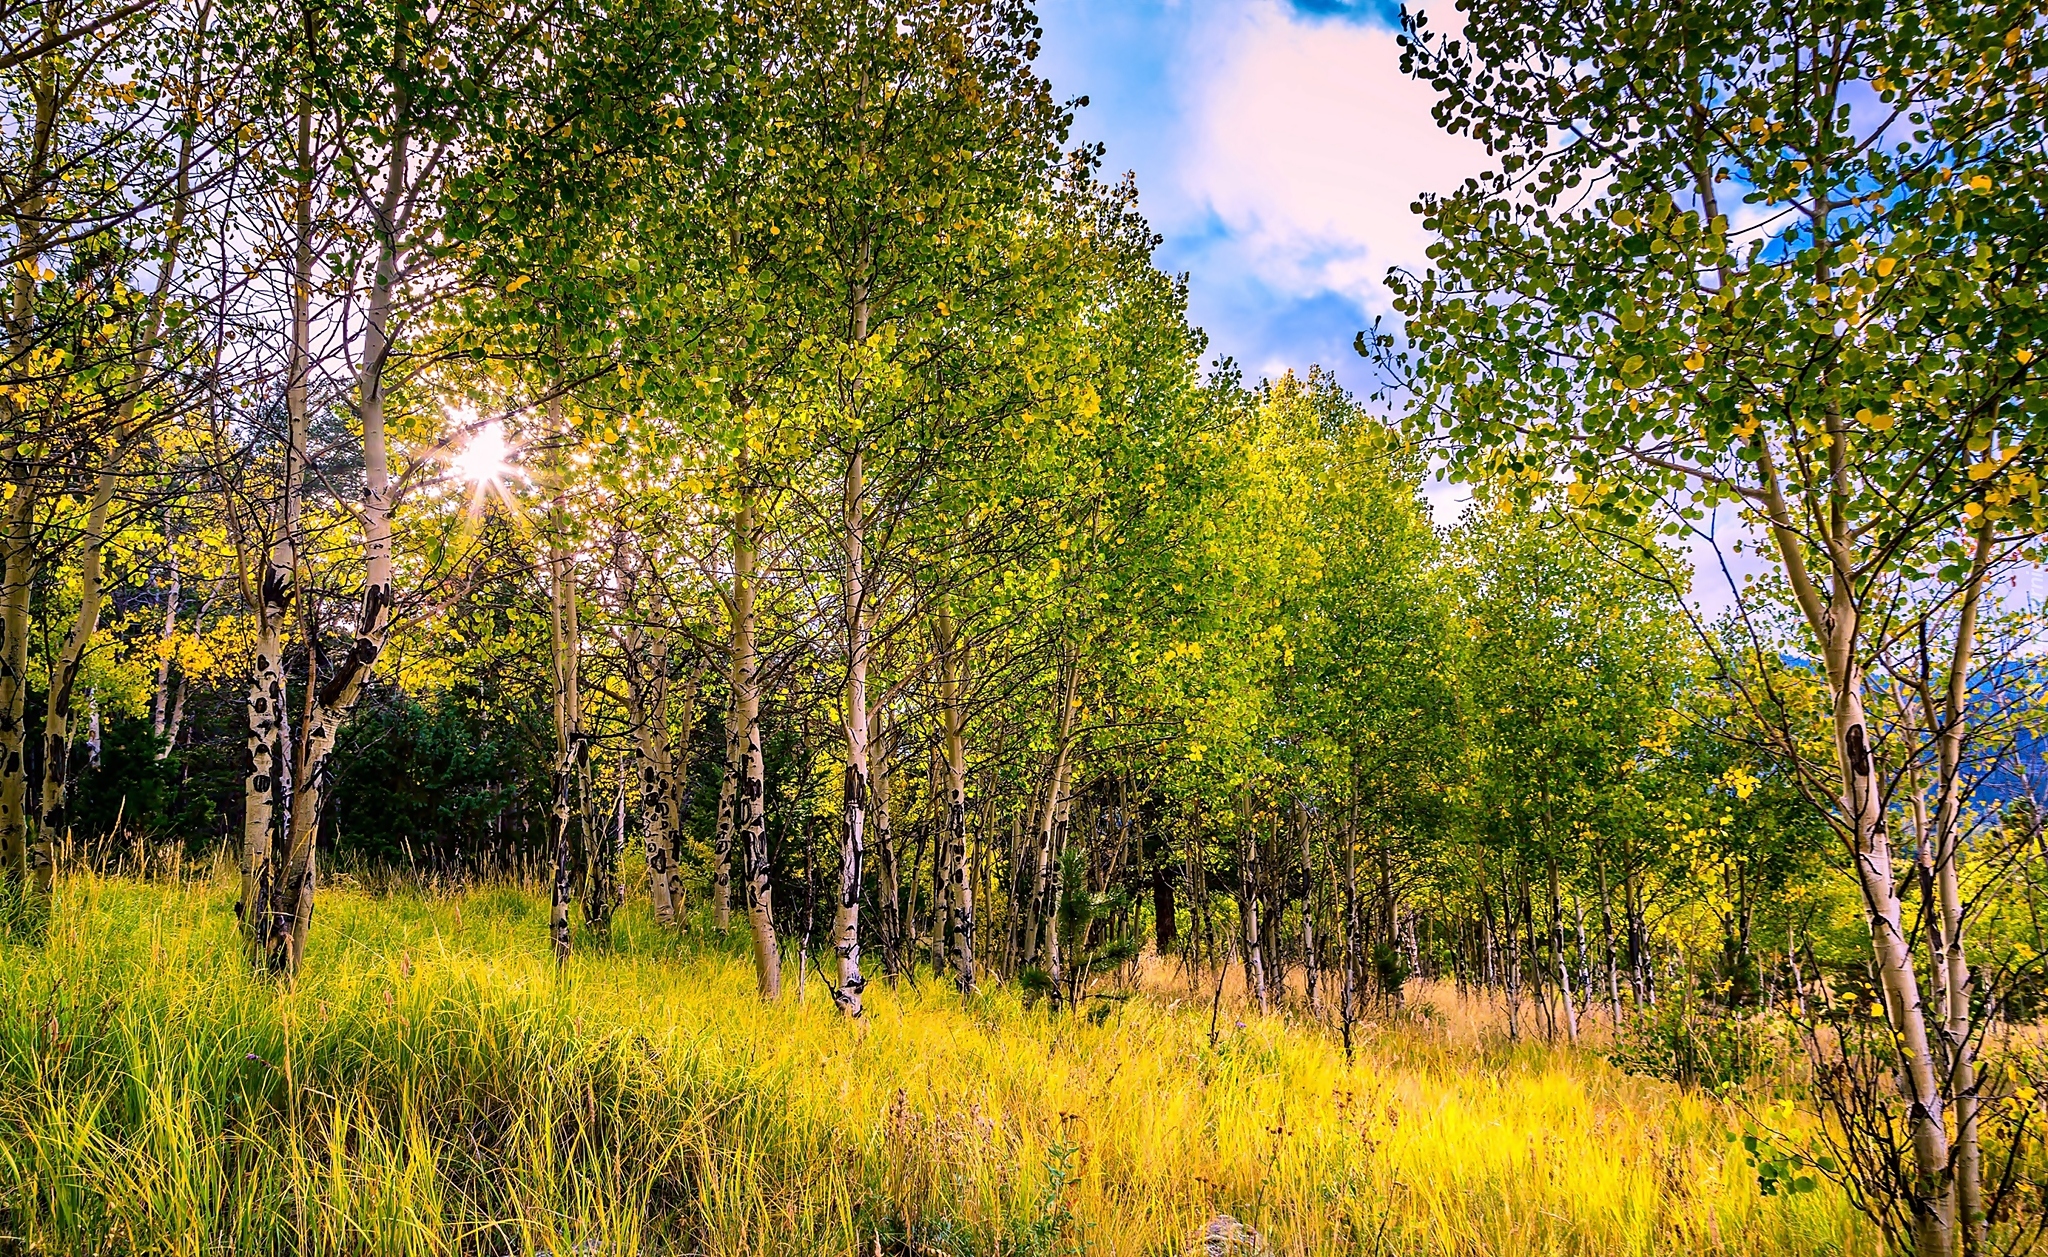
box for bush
[65,716,224,854]
[1609,997,1788,1090]
[327,686,551,872]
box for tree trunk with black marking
[545,409,586,963]
[1241,796,1267,1016]
[714,694,737,930]
[1299,801,1318,1014]
[623,623,675,925]
[831,446,868,1016]
[732,479,779,998]
[239,90,313,964]
[0,488,29,902]
[874,715,903,981]
[0,36,55,909]
[1025,655,1081,968]
[936,602,974,994]
[34,43,198,904]
[260,63,414,975]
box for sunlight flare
[448,408,514,485]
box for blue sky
[1034,0,1487,396]
[1031,5,2048,619]
[1031,3,1787,610]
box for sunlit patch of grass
[0,870,1873,1255]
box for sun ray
[449,410,514,486]
[442,406,536,550]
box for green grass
[0,868,1873,1255]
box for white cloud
[1178,3,1491,315]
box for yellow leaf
[2020,348,2035,364]
[1969,460,2004,480]
[1683,352,1705,371]
[1969,174,1992,192]
[505,275,531,293]
[1876,256,1897,277]
[1857,408,1894,431]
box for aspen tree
[1,0,204,902]
[240,57,317,962]
[1298,801,1318,1013]
[35,22,206,899]
[624,598,693,927]
[621,621,670,925]
[1391,1,2048,1244]
[1023,654,1081,968]
[0,5,73,901]
[255,0,552,974]
[0,486,25,901]
[831,413,870,1015]
[872,710,903,979]
[760,0,1074,1017]
[545,412,586,963]
[265,53,410,973]
[713,701,736,930]
[258,5,396,972]
[731,468,779,998]
[936,600,974,993]
[1240,795,1267,1016]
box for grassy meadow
[0,866,1874,1256]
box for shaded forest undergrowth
[2,869,1872,1256]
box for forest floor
[0,867,1874,1256]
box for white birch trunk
[1742,427,1953,1252]
[546,415,584,961]
[733,479,779,998]
[268,91,409,976]
[625,625,677,926]
[1928,519,1995,1249]
[714,693,738,931]
[547,738,579,964]
[0,38,54,904]
[1549,860,1579,1044]
[665,666,698,918]
[1299,802,1318,1014]
[832,445,868,1016]
[34,475,119,896]
[242,92,313,966]
[152,547,181,739]
[1026,657,1081,966]
[1732,146,1954,1237]
[36,102,196,895]
[873,716,902,980]
[0,490,29,898]
[937,603,974,995]
[1241,813,1267,1016]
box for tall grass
[0,868,1872,1255]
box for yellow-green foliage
[1,871,1872,1255]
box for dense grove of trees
[1,0,2044,1253]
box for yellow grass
[0,867,1874,1255]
